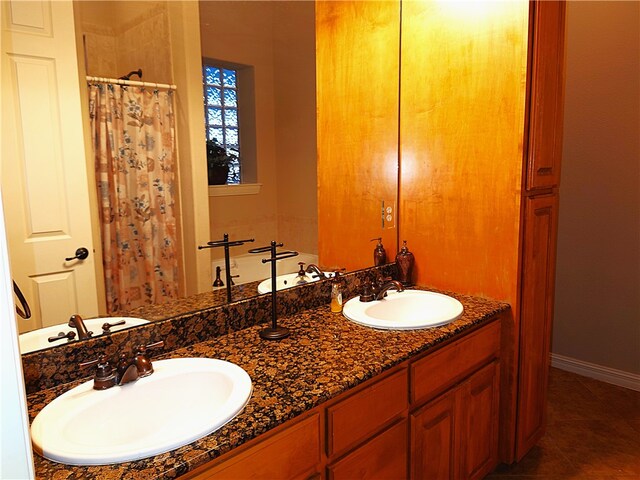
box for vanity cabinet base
[182,317,502,479]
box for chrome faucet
[305,263,328,279]
[375,280,404,300]
[68,314,93,340]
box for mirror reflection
[6,0,319,354]
[7,0,397,355]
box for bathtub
[212,252,318,286]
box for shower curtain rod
[86,75,177,90]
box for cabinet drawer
[328,419,408,480]
[327,367,408,457]
[193,413,321,480]
[411,320,500,406]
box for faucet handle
[359,279,376,302]
[297,262,306,276]
[134,341,164,378]
[80,355,116,390]
[101,319,126,334]
[141,340,164,351]
[48,330,76,343]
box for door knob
[65,247,90,262]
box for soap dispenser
[213,266,224,288]
[371,237,387,266]
[396,240,415,286]
[330,271,344,313]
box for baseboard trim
[550,353,640,392]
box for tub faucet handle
[101,319,126,334]
[305,264,328,279]
[68,314,93,340]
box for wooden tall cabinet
[516,193,559,457]
[397,0,565,463]
[515,1,565,460]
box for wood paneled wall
[399,0,529,307]
[316,0,564,464]
[316,1,400,271]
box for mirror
[77,0,317,293]
[199,0,319,288]
[11,0,320,353]
[10,0,396,355]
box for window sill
[208,183,262,197]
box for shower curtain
[89,83,179,313]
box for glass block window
[203,64,241,184]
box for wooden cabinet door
[460,361,500,480]
[185,413,321,480]
[516,193,559,459]
[327,368,408,458]
[526,1,566,190]
[328,420,408,480]
[411,360,500,480]
[410,388,458,480]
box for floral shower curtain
[89,84,179,313]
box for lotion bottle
[330,271,344,313]
[396,240,415,286]
[371,237,387,266]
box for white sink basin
[19,317,150,354]
[31,357,252,465]
[343,290,463,330]
[257,270,332,294]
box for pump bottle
[330,271,344,313]
[371,237,387,266]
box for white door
[1,0,101,333]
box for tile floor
[487,367,640,479]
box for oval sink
[31,357,252,465]
[257,270,332,294]
[19,317,150,354]
[343,290,463,330]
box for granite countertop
[124,280,262,321]
[27,289,509,479]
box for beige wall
[553,1,640,374]
[273,1,317,255]
[78,1,172,83]
[200,1,317,259]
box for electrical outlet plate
[381,200,396,229]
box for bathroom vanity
[26,282,508,479]
[183,317,502,480]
